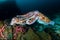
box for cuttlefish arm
[10,17,26,25]
[10,17,17,25]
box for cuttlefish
[10,11,55,26]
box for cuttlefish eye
[28,18,35,23]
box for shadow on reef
[44,27,60,40]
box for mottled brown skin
[38,12,51,23]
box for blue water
[0,0,7,4]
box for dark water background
[0,0,60,20]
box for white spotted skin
[10,18,16,25]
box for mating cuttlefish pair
[10,11,55,26]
